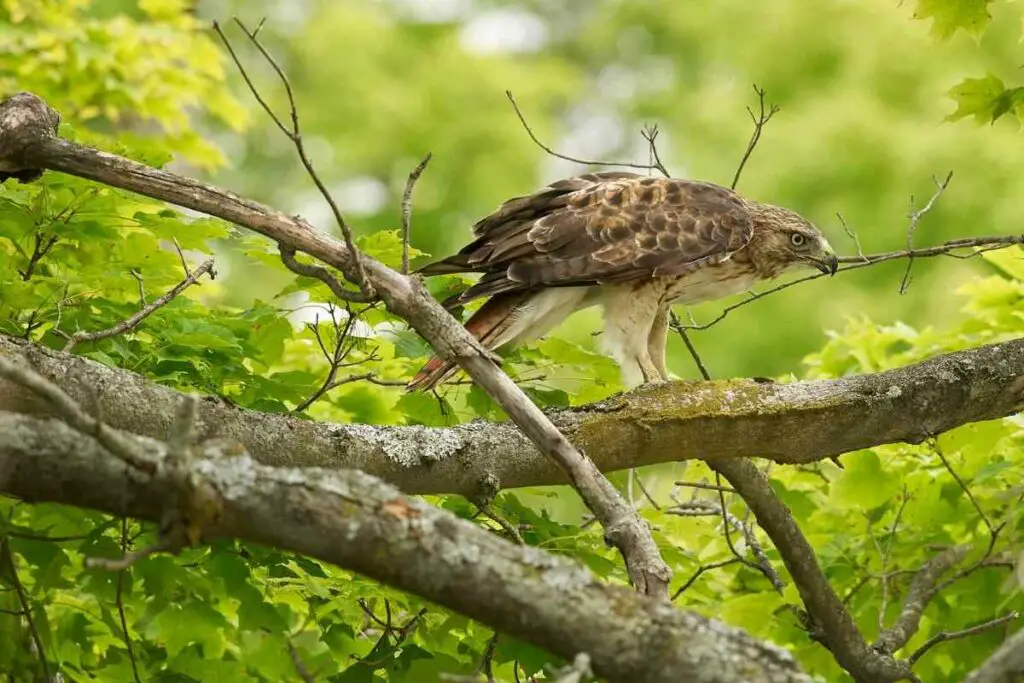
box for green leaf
[829,451,902,511]
[947,74,1003,121]
[914,0,993,39]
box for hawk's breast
[662,259,760,305]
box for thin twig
[672,234,1024,331]
[278,244,374,303]
[443,632,499,683]
[1,540,50,681]
[640,124,671,178]
[731,85,780,190]
[17,232,58,281]
[669,312,711,380]
[931,439,994,537]
[506,91,665,173]
[401,153,432,275]
[86,541,170,571]
[60,258,214,351]
[172,237,192,277]
[837,214,868,262]
[214,18,374,299]
[288,640,316,683]
[908,612,1019,667]
[632,471,662,511]
[671,558,742,600]
[293,307,365,413]
[116,518,142,683]
[477,505,525,545]
[899,172,953,294]
[674,481,737,494]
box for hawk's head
[746,203,837,278]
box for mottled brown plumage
[411,172,836,390]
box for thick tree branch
[964,625,1024,683]
[0,91,670,596]
[0,411,812,683]
[3,334,1021,495]
[711,458,909,682]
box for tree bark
[0,411,813,683]
[3,334,1021,496]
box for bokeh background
[178,0,1024,381]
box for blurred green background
[183,0,1024,381]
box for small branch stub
[0,92,61,182]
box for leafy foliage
[0,1,1022,682]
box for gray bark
[0,411,814,683]
[3,334,1022,497]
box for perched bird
[409,171,836,391]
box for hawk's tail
[407,292,531,392]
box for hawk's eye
[790,233,807,248]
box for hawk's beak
[823,253,838,277]
[806,252,838,276]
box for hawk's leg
[647,306,671,382]
[600,286,666,388]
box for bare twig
[731,85,780,190]
[289,640,316,683]
[899,172,953,294]
[667,496,783,591]
[673,234,1024,331]
[477,505,525,545]
[671,558,742,600]
[837,214,868,262]
[279,244,374,303]
[871,486,910,634]
[172,237,191,277]
[506,91,666,173]
[17,231,58,281]
[931,439,994,537]
[674,481,737,494]
[86,541,170,571]
[640,124,671,178]
[402,153,432,274]
[907,612,1019,667]
[443,632,499,683]
[669,311,711,380]
[115,518,142,683]
[0,539,50,680]
[214,18,374,299]
[294,306,365,413]
[130,269,146,306]
[0,355,155,474]
[60,258,215,352]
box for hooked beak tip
[813,255,838,277]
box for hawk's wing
[419,171,754,306]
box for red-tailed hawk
[409,172,836,390]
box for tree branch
[874,545,970,654]
[3,333,1022,496]
[0,91,670,596]
[59,258,215,351]
[0,411,813,683]
[710,458,910,682]
[964,624,1024,683]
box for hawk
[409,171,836,390]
